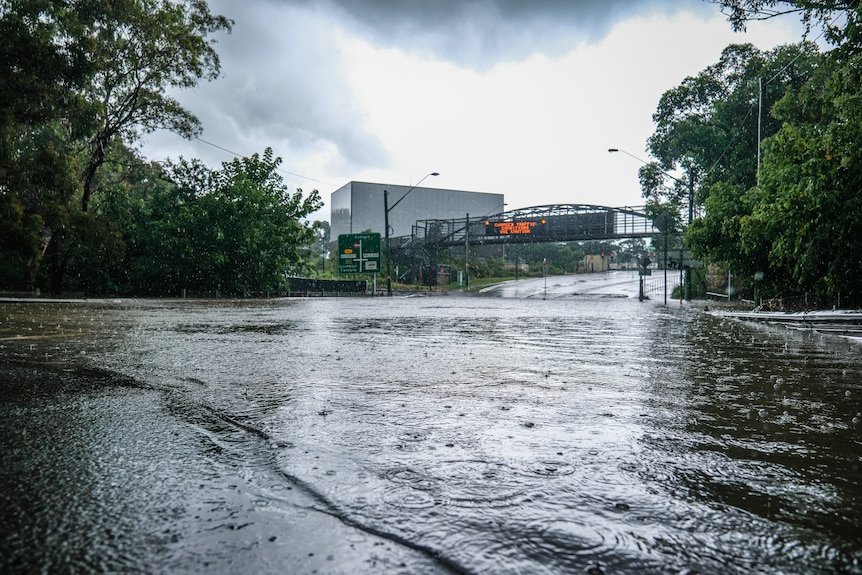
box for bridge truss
[384,204,663,284]
[407,204,659,249]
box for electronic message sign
[485,212,614,240]
[484,219,547,236]
[338,233,380,274]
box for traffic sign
[338,233,381,274]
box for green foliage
[0,0,232,293]
[76,0,233,212]
[712,1,862,51]
[743,51,862,299]
[644,41,822,296]
[647,42,819,203]
[127,148,322,296]
[63,211,127,295]
[616,238,646,265]
[687,182,767,278]
[0,121,81,290]
[0,191,41,287]
[304,220,331,276]
[659,2,862,304]
[0,0,93,137]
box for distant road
[479,270,648,299]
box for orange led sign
[485,219,546,236]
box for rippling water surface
[2,286,861,574]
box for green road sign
[338,233,381,274]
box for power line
[764,13,835,85]
[193,136,336,187]
[682,11,842,184]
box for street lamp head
[430,172,440,176]
[608,148,619,153]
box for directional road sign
[338,233,381,274]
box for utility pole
[384,189,392,296]
[382,172,439,296]
[686,169,694,301]
[465,213,470,290]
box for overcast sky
[139,0,806,221]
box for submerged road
[1,284,860,574]
[480,270,645,299]
[479,269,680,303]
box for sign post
[638,255,651,302]
[543,258,549,299]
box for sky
[138,0,807,222]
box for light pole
[654,212,673,306]
[608,148,694,301]
[384,172,439,296]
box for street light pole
[686,172,693,300]
[465,213,470,291]
[609,147,694,302]
[384,189,392,295]
[384,172,439,296]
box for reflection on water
[1,295,861,574]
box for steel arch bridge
[402,204,659,249]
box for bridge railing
[409,204,659,248]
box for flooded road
[2,273,861,574]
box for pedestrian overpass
[385,203,694,291]
[398,204,660,249]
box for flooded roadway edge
[0,358,467,575]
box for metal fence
[286,278,368,297]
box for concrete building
[331,181,504,240]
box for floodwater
[1,272,861,574]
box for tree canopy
[1,2,323,297]
[711,1,862,50]
[127,148,322,296]
[647,1,862,306]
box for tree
[711,1,862,51]
[309,220,331,275]
[0,0,232,294]
[128,149,322,296]
[0,1,93,290]
[617,238,647,266]
[77,0,232,213]
[0,121,81,290]
[643,42,821,298]
[741,52,862,301]
[646,43,819,207]
[0,1,93,146]
[700,1,862,304]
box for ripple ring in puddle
[395,430,431,451]
[385,460,527,508]
[447,520,633,575]
[382,486,437,510]
[514,459,576,478]
[385,466,438,491]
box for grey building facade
[331,181,505,240]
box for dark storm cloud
[184,0,391,171]
[275,0,706,67]
[157,0,711,180]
